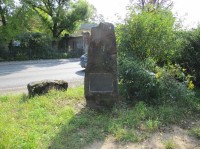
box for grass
[164,139,177,149]
[190,127,200,139]
[0,87,84,148]
[0,86,200,149]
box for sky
[87,0,129,23]
[14,0,200,28]
[87,0,200,29]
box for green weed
[164,139,177,149]
[190,127,200,139]
[146,119,160,131]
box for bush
[116,9,177,65]
[175,28,200,87]
[13,32,52,59]
[1,32,76,61]
[119,58,189,105]
[116,7,193,105]
[119,58,158,104]
[0,35,9,61]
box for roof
[79,23,97,30]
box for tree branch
[25,0,49,14]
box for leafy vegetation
[0,0,43,43]
[0,0,92,61]
[116,0,200,107]
[119,58,191,105]
[117,8,177,65]
[116,6,190,104]
[115,4,200,147]
[7,32,51,60]
[0,0,15,27]
[21,0,92,38]
[174,28,200,87]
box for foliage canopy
[21,0,92,38]
[117,8,177,64]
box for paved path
[0,59,84,94]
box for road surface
[0,59,84,94]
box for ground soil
[85,123,200,149]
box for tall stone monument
[84,22,118,109]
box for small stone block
[27,80,68,97]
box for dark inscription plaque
[89,73,113,92]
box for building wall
[67,36,84,56]
[58,35,83,56]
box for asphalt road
[0,59,85,94]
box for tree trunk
[51,23,59,50]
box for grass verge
[190,127,200,139]
[0,86,199,148]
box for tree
[0,0,17,50]
[0,2,42,41]
[130,0,173,11]
[13,5,47,33]
[0,0,17,38]
[21,0,92,39]
[0,0,15,26]
[117,9,177,64]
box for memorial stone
[84,22,118,109]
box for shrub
[4,32,74,60]
[119,58,189,105]
[116,7,193,105]
[175,28,200,87]
[116,9,177,65]
[155,66,188,103]
[119,58,158,104]
[13,32,52,59]
[0,35,9,61]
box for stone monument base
[86,94,118,109]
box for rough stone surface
[84,22,118,109]
[27,80,68,96]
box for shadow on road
[0,59,79,76]
[75,69,85,77]
[0,64,27,76]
